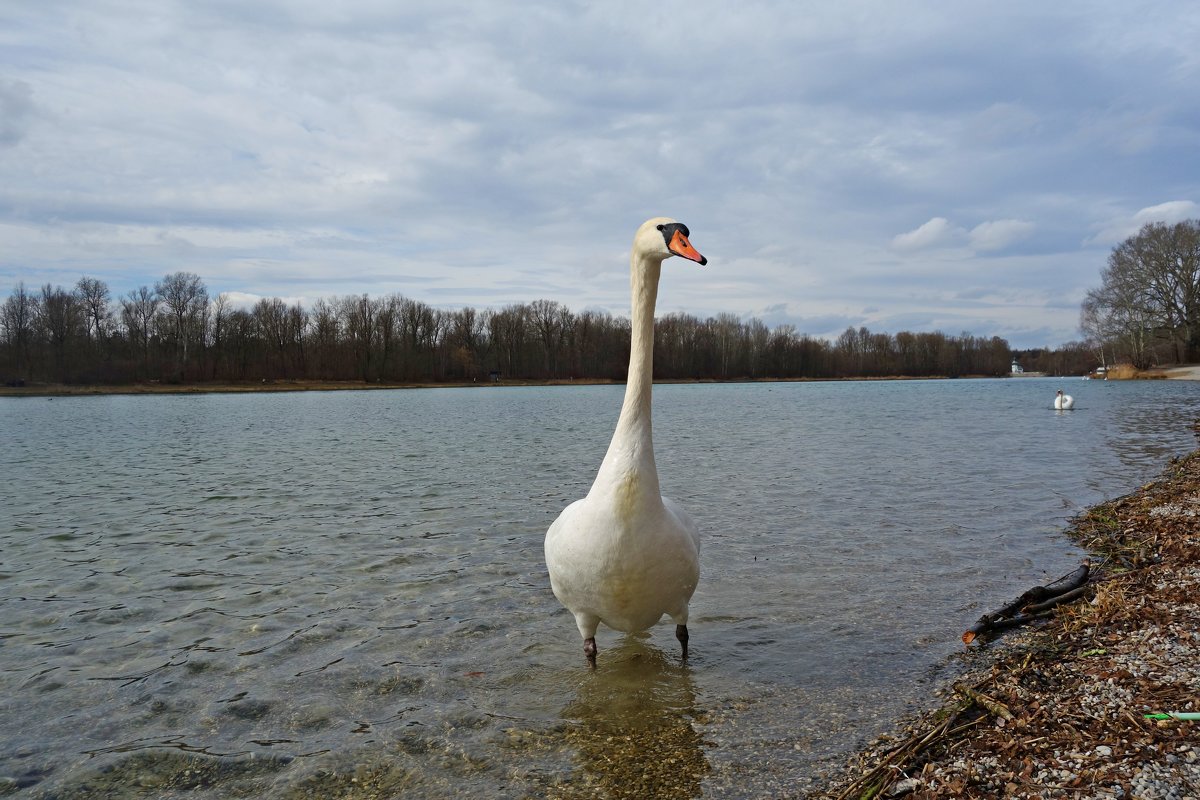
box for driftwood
[962,561,1091,644]
[953,682,1014,721]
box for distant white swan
[1055,389,1075,410]
[544,217,706,666]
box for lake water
[2,378,1198,798]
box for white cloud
[1087,200,1200,245]
[968,219,1035,252]
[892,217,1035,254]
[891,217,964,252]
[1132,200,1198,226]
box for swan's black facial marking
[657,222,691,244]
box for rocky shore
[816,422,1200,799]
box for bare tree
[399,298,440,380]
[446,306,487,379]
[489,303,530,378]
[375,294,402,379]
[120,286,160,377]
[251,297,285,378]
[309,298,341,379]
[1,282,38,380]
[155,272,208,380]
[340,294,377,381]
[1086,220,1200,364]
[75,276,113,346]
[38,283,85,379]
[529,299,573,377]
[209,293,232,379]
[710,313,741,378]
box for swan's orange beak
[668,230,707,265]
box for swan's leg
[675,624,689,660]
[574,612,601,668]
[669,607,691,661]
[583,637,597,666]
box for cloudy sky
[2,1,1198,348]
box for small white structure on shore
[1011,359,1024,375]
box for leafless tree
[711,312,741,379]
[1,281,37,380]
[75,276,113,347]
[36,284,85,379]
[529,299,573,378]
[340,294,377,381]
[309,298,341,379]
[489,303,530,378]
[120,286,160,377]
[1085,220,1200,365]
[446,306,488,379]
[155,272,208,380]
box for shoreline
[816,421,1200,799]
[2,367,1197,398]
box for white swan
[544,217,706,666]
[1054,389,1074,410]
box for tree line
[5,219,1194,386]
[0,273,1017,385]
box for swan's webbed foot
[584,636,597,668]
[675,624,689,661]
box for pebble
[887,777,921,796]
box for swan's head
[634,217,707,266]
[1056,389,1063,396]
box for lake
[2,377,1198,797]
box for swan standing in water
[545,218,706,666]
[1055,389,1075,410]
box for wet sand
[1154,364,1200,381]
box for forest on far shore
[0,271,1059,387]
[4,219,1196,388]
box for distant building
[1010,360,1024,374]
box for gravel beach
[816,421,1200,800]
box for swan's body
[1055,390,1075,410]
[544,217,706,665]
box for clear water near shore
[2,377,1198,797]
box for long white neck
[589,248,662,503]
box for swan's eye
[656,225,664,231]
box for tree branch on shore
[962,562,1091,644]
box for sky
[2,2,1199,349]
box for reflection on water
[557,636,708,799]
[1,378,1198,797]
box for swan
[544,217,706,666]
[1054,389,1074,410]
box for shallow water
[2,378,1197,797]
